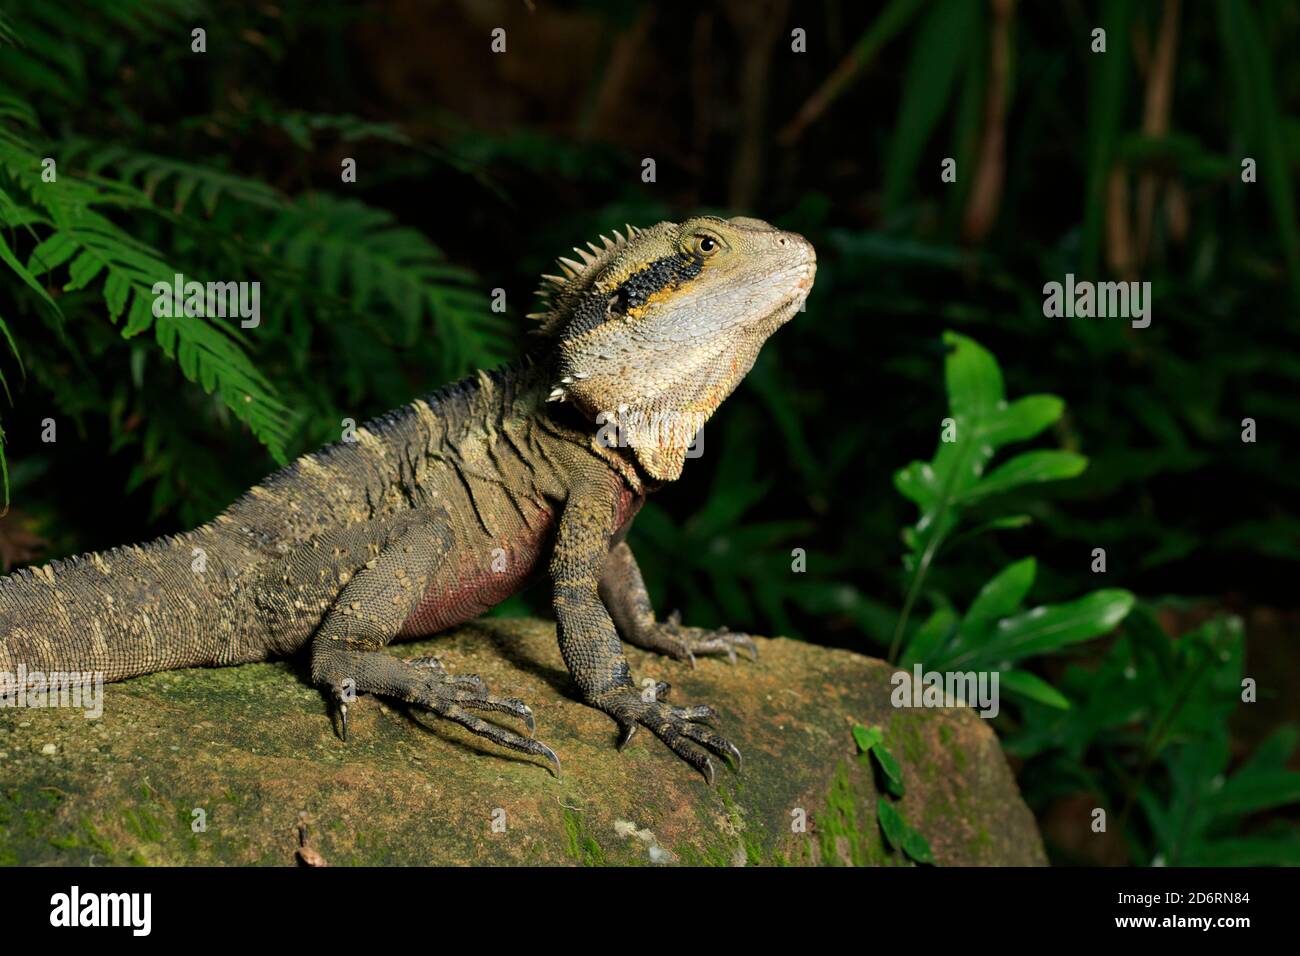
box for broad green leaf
[957,589,1135,667]
[999,669,1070,709]
[890,332,1081,662]
[945,327,1003,420]
[1206,771,1300,820]
[876,798,906,850]
[876,799,933,865]
[962,450,1088,502]
[1234,725,1299,776]
[900,823,935,865]
[981,395,1065,446]
[901,605,957,667]
[964,558,1036,631]
[852,725,883,754]
[870,741,906,798]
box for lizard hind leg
[600,543,758,667]
[305,515,558,775]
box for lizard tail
[0,533,230,683]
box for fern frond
[265,193,513,377]
[0,130,297,462]
[63,141,287,215]
[265,111,416,150]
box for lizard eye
[692,234,721,257]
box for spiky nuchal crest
[528,224,643,338]
[534,215,817,481]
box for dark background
[0,0,1297,865]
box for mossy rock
[0,618,1045,866]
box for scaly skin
[0,215,816,781]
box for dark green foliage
[0,0,511,530]
[0,0,1295,864]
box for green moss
[562,806,605,866]
[0,623,1047,865]
[47,815,119,861]
[966,826,993,856]
[1,786,71,863]
[121,804,164,842]
[717,781,767,865]
[817,762,891,866]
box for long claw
[595,688,741,783]
[538,742,562,778]
[617,722,637,750]
[339,702,349,741]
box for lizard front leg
[551,488,741,783]
[600,541,758,667]
[303,512,558,774]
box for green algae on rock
[0,618,1045,866]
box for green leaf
[962,450,1088,502]
[1081,0,1133,276]
[900,822,935,865]
[25,231,78,275]
[945,326,1003,419]
[876,798,907,849]
[870,741,906,798]
[852,725,882,754]
[900,606,957,667]
[999,669,1071,709]
[965,589,1136,667]
[882,0,979,214]
[63,249,105,291]
[889,332,1080,661]
[981,396,1065,447]
[876,799,933,864]
[964,558,1036,631]
[1217,0,1300,308]
[1206,770,1300,819]
[1184,835,1300,867]
[0,227,60,315]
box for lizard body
[0,215,816,780]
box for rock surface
[0,618,1046,866]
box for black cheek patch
[611,252,704,316]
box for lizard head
[531,215,816,481]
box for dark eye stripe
[610,252,704,315]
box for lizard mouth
[774,267,816,325]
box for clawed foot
[595,686,741,784]
[647,612,759,668]
[403,656,559,775]
[325,654,559,777]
